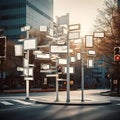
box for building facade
[84,60,108,89]
[118,0,120,9]
[0,0,53,42]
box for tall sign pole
[56,13,70,102]
[66,30,70,102]
[81,52,84,101]
[26,29,30,100]
[66,13,70,102]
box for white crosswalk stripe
[12,99,33,105]
[116,103,120,105]
[0,101,14,105]
[0,100,33,106]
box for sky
[54,0,105,36]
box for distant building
[118,0,120,9]
[0,0,53,42]
[85,60,108,89]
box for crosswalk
[0,101,14,105]
[0,99,33,106]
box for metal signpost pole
[56,75,59,101]
[66,34,70,102]
[66,13,70,102]
[56,58,59,101]
[81,52,84,102]
[26,30,30,100]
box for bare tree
[94,0,120,63]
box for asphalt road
[0,90,120,120]
[0,100,120,120]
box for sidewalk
[30,89,112,105]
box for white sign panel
[36,53,50,59]
[71,57,75,62]
[34,50,42,55]
[87,59,94,68]
[76,53,81,60]
[29,68,33,76]
[64,67,74,74]
[41,64,50,70]
[58,59,67,65]
[69,31,80,40]
[23,68,28,76]
[24,77,33,80]
[85,35,93,48]
[94,32,104,38]
[24,39,37,50]
[88,50,96,55]
[40,26,48,32]
[69,24,80,31]
[17,67,23,71]
[14,45,23,56]
[23,68,33,76]
[23,58,29,67]
[51,45,67,53]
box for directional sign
[64,67,74,74]
[69,31,80,40]
[24,58,29,67]
[17,67,23,71]
[69,24,80,31]
[36,53,50,59]
[40,26,48,32]
[85,35,93,48]
[23,39,37,50]
[41,64,50,70]
[14,44,23,56]
[58,59,67,65]
[87,59,94,68]
[94,32,104,38]
[88,50,96,55]
[23,68,33,76]
[24,77,33,80]
[76,53,81,60]
[50,45,67,53]
[70,57,76,62]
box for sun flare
[54,0,104,36]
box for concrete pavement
[30,89,112,105]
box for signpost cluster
[14,13,105,102]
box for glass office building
[0,0,53,41]
[118,0,120,9]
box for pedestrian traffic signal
[114,47,120,62]
[0,36,6,57]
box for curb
[34,100,112,106]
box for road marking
[12,99,33,105]
[0,101,14,105]
[116,103,120,105]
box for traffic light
[57,65,62,73]
[114,47,120,62]
[0,36,6,57]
